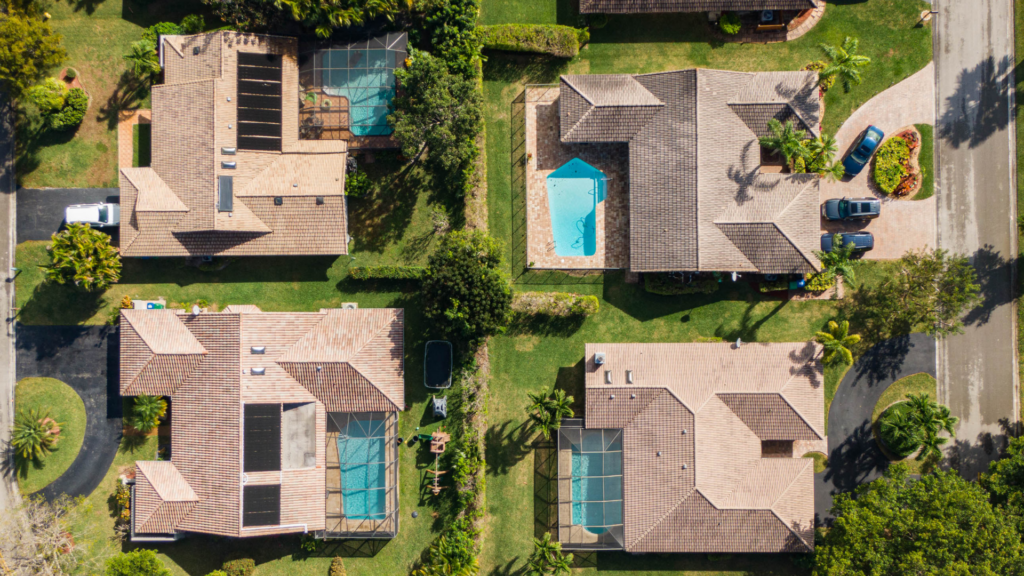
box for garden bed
[14,377,87,495]
[872,126,923,199]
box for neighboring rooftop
[123,306,404,539]
[119,31,350,257]
[579,0,818,14]
[559,69,822,274]
[560,342,823,553]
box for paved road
[935,0,1019,479]
[0,91,17,511]
[16,325,122,501]
[815,333,937,524]
[16,188,119,243]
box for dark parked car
[822,197,881,221]
[821,232,874,253]
[842,126,885,177]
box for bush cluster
[329,557,346,576]
[804,270,837,291]
[872,137,910,194]
[28,78,88,131]
[758,278,790,293]
[425,0,482,77]
[803,60,836,91]
[719,12,741,35]
[221,558,255,576]
[49,88,88,130]
[348,266,426,280]
[645,274,720,296]
[345,170,371,198]
[512,291,599,317]
[476,24,589,58]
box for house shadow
[119,255,335,287]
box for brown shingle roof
[122,306,403,537]
[580,0,817,14]
[559,69,821,273]
[121,32,349,257]
[581,342,822,553]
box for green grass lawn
[14,377,86,495]
[15,0,204,188]
[913,123,935,200]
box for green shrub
[42,223,121,290]
[878,403,921,458]
[181,14,205,34]
[142,22,183,45]
[589,13,608,28]
[345,170,371,198]
[512,291,598,317]
[64,67,77,80]
[759,279,790,293]
[645,274,720,295]
[792,156,806,173]
[719,12,742,35]
[803,60,835,91]
[106,549,172,576]
[222,558,255,576]
[206,572,228,576]
[48,88,88,130]
[27,77,66,115]
[804,270,837,291]
[127,395,167,433]
[872,137,910,194]
[299,533,321,553]
[329,557,346,576]
[476,24,588,58]
[348,266,425,280]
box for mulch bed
[889,126,923,199]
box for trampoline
[424,340,453,389]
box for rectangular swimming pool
[338,416,388,520]
[570,429,623,534]
[546,158,607,257]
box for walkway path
[0,89,17,511]
[816,333,936,523]
[821,63,936,260]
[15,325,122,501]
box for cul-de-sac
[0,0,1020,574]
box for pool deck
[325,420,398,536]
[526,87,630,270]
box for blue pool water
[570,430,623,535]
[319,49,398,136]
[546,159,607,257]
[338,418,387,519]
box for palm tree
[413,533,479,576]
[123,40,161,81]
[11,408,60,460]
[277,0,364,38]
[819,37,872,92]
[879,407,922,454]
[529,532,573,576]
[820,160,847,182]
[814,320,861,367]
[527,389,575,440]
[364,0,399,21]
[814,233,857,283]
[917,429,949,462]
[127,395,167,434]
[807,134,838,172]
[758,119,809,167]
[906,392,959,437]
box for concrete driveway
[16,188,119,243]
[821,63,936,260]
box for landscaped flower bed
[872,128,922,198]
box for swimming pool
[546,159,607,257]
[319,49,400,136]
[570,429,623,535]
[338,416,387,520]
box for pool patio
[525,87,630,270]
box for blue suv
[842,126,885,177]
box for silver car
[65,203,120,228]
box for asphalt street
[935,0,1019,479]
[16,188,119,243]
[0,91,17,511]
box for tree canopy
[389,48,483,175]
[105,549,172,576]
[41,223,122,291]
[0,6,66,101]
[982,436,1024,532]
[816,464,1024,575]
[421,230,511,345]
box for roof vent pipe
[735,338,742,349]
[251,367,266,376]
[250,346,265,355]
[604,370,612,384]
[626,370,634,384]
[192,304,201,315]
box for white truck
[65,203,120,228]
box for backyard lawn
[14,377,86,495]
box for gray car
[822,197,881,221]
[821,232,874,253]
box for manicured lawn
[14,377,86,495]
[913,123,935,200]
[133,123,151,167]
[804,452,828,474]
[15,0,204,188]
[871,372,936,422]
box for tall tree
[815,233,857,283]
[203,0,287,32]
[0,6,66,101]
[122,40,161,81]
[389,48,483,173]
[0,495,89,576]
[820,36,872,92]
[758,119,808,167]
[528,532,573,576]
[816,464,1024,575]
[814,320,860,367]
[275,0,362,37]
[527,389,574,440]
[127,394,167,434]
[41,223,122,291]
[981,436,1024,533]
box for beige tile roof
[122,306,403,537]
[581,342,822,553]
[580,0,817,13]
[559,69,822,273]
[120,32,349,257]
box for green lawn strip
[871,372,936,422]
[803,452,828,474]
[16,0,203,188]
[912,123,934,200]
[133,123,151,168]
[14,377,87,495]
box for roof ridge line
[784,102,820,138]
[344,362,402,411]
[778,369,826,440]
[560,76,594,106]
[562,106,595,143]
[628,488,696,551]
[771,220,820,273]
[768,459,815,551]
[616,387,675,429]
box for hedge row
[645,274,720,296]
[477,24,589,58]
[512,291,599,317]
[348,266,425,280]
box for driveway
[816,333,937,524]
[821,63,936,260]
[15,325,122,501]
[16,188,119,243]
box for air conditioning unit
[594,352,606,365]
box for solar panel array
[243,484,281,527]
[237,52,282,151]
[244,403,281,473]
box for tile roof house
[124,306,403,540]
[579,0,819,14]
[119,32,350,257]
[557,342,823,553]
[559,70,822,274]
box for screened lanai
[325,411,399,538]
[557,426,625,550]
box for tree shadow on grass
[486,419,536,476]
[483,53,569,85]
[348,153,426,256]
[16,282,105,326]
[13,107,79,186]
[713,297,790,343]
[506,312,585,338]
[97,71,150,132]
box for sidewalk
[0,92,20,510]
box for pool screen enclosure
[325,411,399,538]
[557,425,625,550]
